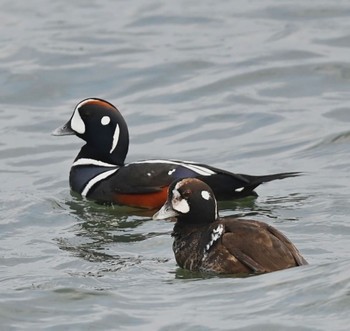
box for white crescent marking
[70,108,85,134]
[81,169,118,196]
[110,124,120,154]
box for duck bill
[153,202,179,220]
[52,122,75,136]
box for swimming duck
[53,98,300,209]
[153,178,308,274]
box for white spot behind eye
[168,169,176,175]
[201,190,210,200]
[110,124,120,154]
[71,108,85,134]
[101,116,110,125]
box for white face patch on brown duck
[171,186,190,214]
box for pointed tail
[240,171,302,191]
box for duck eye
[181,189,191,199]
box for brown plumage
[153,178,307,275]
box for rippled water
[1,0,350,330]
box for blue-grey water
[1,0,350,330]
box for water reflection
[172,267,252,280]
[56,196,172,268]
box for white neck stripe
[204,224,224,253]
[110,124,120,154]
[72,158,118,168]
[81,168,118,196]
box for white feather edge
[127,159,216,176]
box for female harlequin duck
[153,178,307,275]
[53,98,299,209]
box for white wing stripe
[128,159,216,176]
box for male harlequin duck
[153,178,308,275]
[52,98,300,209]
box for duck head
[153,178,218,225]
[53,98,129,165]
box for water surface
[1,1,350,330]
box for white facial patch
[101,116,110,126]
[173,198,190,214]
[168,169,176,175]
[172,188,190,214]
[70,108,85,134]
[110,124,120,154]
[201,190,210,200]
